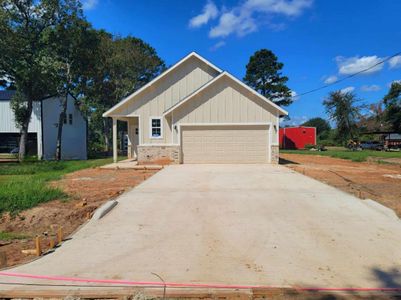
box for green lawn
[0,158,113,214]
[0,231,30,240]
[281,149,401,162]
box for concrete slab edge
[92,200,118,220]
[362,199,400,221]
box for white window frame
[149,117,163,139]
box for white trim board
[103,52,222,117]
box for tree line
[0,0,165,161]
[301,82,401,145]
[2,1,398,158]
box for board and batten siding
[172,76,279,144]
[0,100,43,157]
[0,100,42,133]
[42,95,87,160]
[112,56,220,144]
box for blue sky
[83,0,401,125]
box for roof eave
[164,72,289,117]
[103,52,222,118]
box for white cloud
[244,0,313,16]
[360,84,381,92]
[291,90,300,100]
[335,55,384,75]
[341,86,355,93]
[206,0,313,38]
[280,115,308,126]
[209,10,257,37]
[389,55,401,69]
[323,75,337,84]
[189,1,219,28]
[82,0,98,10]
[210,41,226,51]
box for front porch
[111,116,139,163]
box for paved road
[3,164,401,289]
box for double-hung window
[150,117,162,139]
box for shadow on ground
[279,157,298,165]
[261,267,401,299]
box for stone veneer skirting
[271,145,279,164]
[137,145,180,164]
[137,144,279,164]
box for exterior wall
[42,95,87,160]
[172,76,279,144]
[0,100,42,157]
[137,145,180,164]
[271,145,279,164]
[127,117,139,159]
[279,127,316,149]
[111,56,220,145]
[0,100,42,133]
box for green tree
[0,0,81,161]
[82,33,165,153]
[383,81,401,133]
[323,91,361,143]
[244,49,292,106]
[47,7,98,160]
[302,117,331,139]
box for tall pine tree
[244,49,292,106]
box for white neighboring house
[0,90,87,160]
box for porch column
[112,117,117,163]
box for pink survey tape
[0,272,400,291]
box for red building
[279,126,316,149]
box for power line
[295,51,401,98]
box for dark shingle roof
[0,90,16,101]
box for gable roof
[163,71,288,116]
[102,52,222,117]
[0,90,16,101]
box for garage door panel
[181,125,269,164]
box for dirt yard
[280,153,401,217]
[0,167,157,268]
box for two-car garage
[181,124,270,164]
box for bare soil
[280,154,401,217]
[0,167,158,268]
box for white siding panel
[0,100,41,133]
[42,95,87,160]
[117,56,220,144]
[174,77,278,142]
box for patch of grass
[0,231,30,241]
[281,149,401,162]
[0,158,113,214]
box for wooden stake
[35,236,41,256]
[0,252,7,268]
[21,249,36,255]
[49,238,55,249]
[57,227,63,244]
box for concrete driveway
[3,164,401,289]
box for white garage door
[181,125,270,164]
